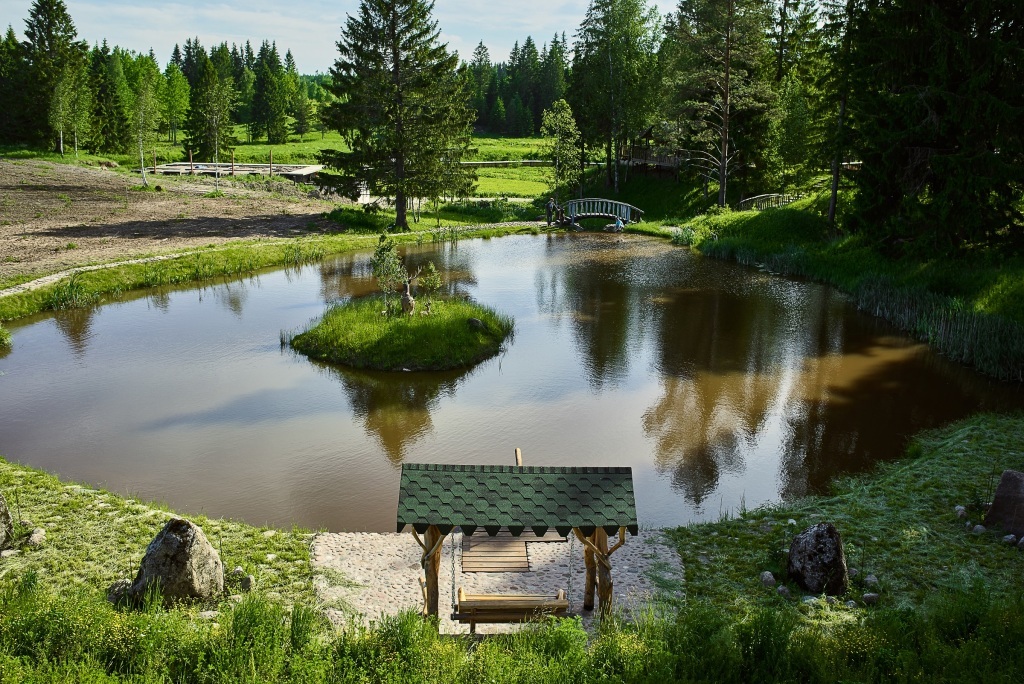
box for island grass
[0,323,10,348]
[290,297,514,371]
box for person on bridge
[546,197,556,226]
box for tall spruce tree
[320,0,476,230]
[1,26,30,144]
[252,41,288,143]
[846,0,1024,253]
[573,0,661,193]
[183,56,237,162]
[23,0,85,145]
[663,0,774,206]
[88,41,131,153]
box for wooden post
[152,147,157,174]
[583,532,597,611]
[594,528,613,617]
[188,149,194,175]
[423,525,444,618]
[231,150,235,176]
[269,149,273,178]
[515,448,522,467]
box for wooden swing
[397,449,638,629]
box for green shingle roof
[397,464,639,537]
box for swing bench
[453,587,569,632]
[398,459,639,628]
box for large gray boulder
[127,518,223,604]
[787,522,849,595]
[985,470,1024,537]
[0,491,13,550]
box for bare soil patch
[0,158,343,287]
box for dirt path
[0,158,341,288]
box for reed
[43,272,99,310]
[0,323,10,348]
[688,201,1024,380]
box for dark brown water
[1,234,1020,531]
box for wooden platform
[461,529,565,573]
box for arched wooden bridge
[563,198,644,225]
[735,193,803,212]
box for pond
[2,233,1021,532]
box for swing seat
[452,587,569,633]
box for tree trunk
[594,528,613,617]
[423,526,443,617]
[718,0,734,208]
[827,92,847,231]
[139,132,148,187]
[58,129,64,157]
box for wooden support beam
[422,525,445,618]
[515,448,523,466]
[573,527,625,617]
[594,528,613,618]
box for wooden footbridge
[561,198,644,226]
[735,193,803,212]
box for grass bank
[0,457,315,605]
[0,225,537,325]
[291,297,513,371]
[674,197,1024,380]
[672,412,1024,608]
[4,414,1024,681]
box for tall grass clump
[0,323,11,348]
[291,296,514,371]
[44,272,99,310]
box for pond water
[2,233,1021,532]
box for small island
[290,297,514,371]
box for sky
[3,0,679,74]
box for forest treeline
[2,0,1022,254]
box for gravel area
[312,529,684,634]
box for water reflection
[1,234,1021,532]
[323,363,474,463]
[53,306,96,357]
[642,269,1020,509]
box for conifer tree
[663,0,774,206]
[183,56,236,162]
[320,0,476,230]
[23,0,85,145]
[88,41,131,153]
[0,26,30,144]
[573,0,661,193]
[252,41,288,143]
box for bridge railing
[564,198,644,224]
[735,193,803,212]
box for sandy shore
[312,529,684,634]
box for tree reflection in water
[318,362,475,464]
